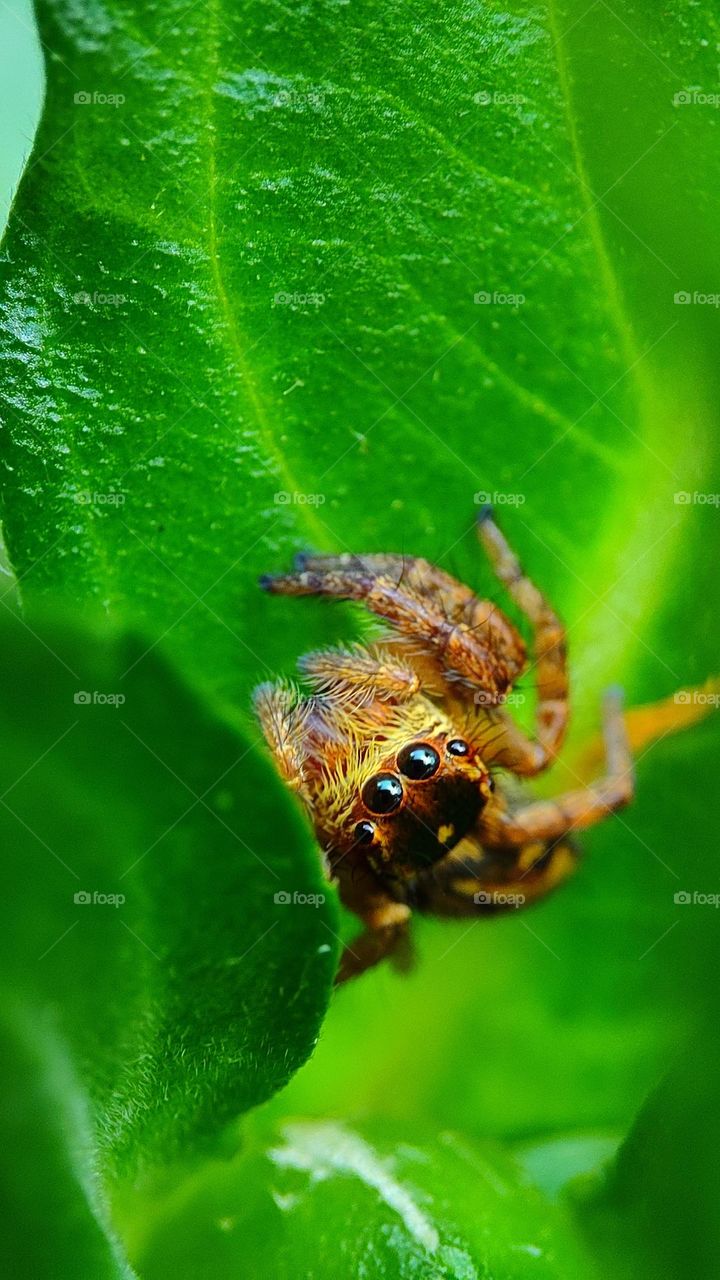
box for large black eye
[446,738,470,757]
[361,773,404,815]
[397,742,441,781]
[354,820,376,845]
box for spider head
[350,734,493,876]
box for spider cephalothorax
[269,687,495,878]
[351,727,493,877]
[254,508,640,983]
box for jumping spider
[254,508,635,983]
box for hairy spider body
[254,509,635,983]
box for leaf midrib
[205,0,329,551]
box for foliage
[0,0,718,1274]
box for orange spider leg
[413,834,579,919]
[480,687,632,848]
[261,558,518,704]
[298,644,420,705]
[412,689,630,918]
[253,682,310,798]
[332,860,412,985]
[473,506,569,775]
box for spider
[254,507,637,984]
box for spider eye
[354,820,376,845]
[446,738,470,757]
[361,772,404,815]
[397,742,441,780]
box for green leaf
[125,1118,597,1280]
[0,606,336,1276]
[0,1002,137,1280]
[1,0,716,713]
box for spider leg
[413,831,579,918]
[292,552,478,612]
[261,563,513,704]
[298,644,420,704]
[465,704,563,778]
[475,506,569,774]
[412,688,629,916]
[332,859,412,985]
[479,687,633,847]
[252,681,312,803]
[335,912,413,984]
[292,551,527,681]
